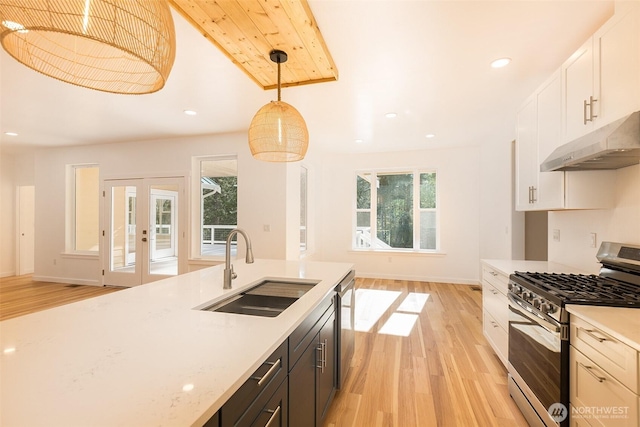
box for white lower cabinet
[481,263,509,367]
[570,315,639,427]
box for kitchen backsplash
[548,164,640,274]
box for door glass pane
[149,185,178,276]
[110,185,136,274]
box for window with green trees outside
[355,170,437,251]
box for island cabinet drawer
[571,316,639,394]
[220,339,288,427]
[289,294,334,370]
[482,265,509,295]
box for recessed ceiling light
[355,139,364,144]
[425,134,435,139]
[491,58,511,68]
[4,132,18,136]
[183,109,197,116]
[385,112,397,119]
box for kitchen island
[0,259,353,427]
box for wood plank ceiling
[168,0,338,90]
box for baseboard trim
[32,275,101,287]
[354,272,479,285]
[1,270,16,278]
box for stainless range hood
[540,111,640,172]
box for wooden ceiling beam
[169,0,338,90]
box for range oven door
[508,293,569,427]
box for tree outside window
[199,157,238,256]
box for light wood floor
[323,278,528,427]
[0,275,527,426]
[0,274,121,321]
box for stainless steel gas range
[506,241,640,427]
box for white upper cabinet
[562,2,640,143]
[515,95,538,210]
[516,70,615,212]
[516,72,565,211]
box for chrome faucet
[223,228,254,289]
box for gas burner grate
[513,272,640,307]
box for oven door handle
[508,293,561,333]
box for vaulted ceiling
[0,1,615,155]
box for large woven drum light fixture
[0,0,176,94]
[249,50,308,162]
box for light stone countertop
[567,305,640,352]
[481,259,586,276]
[0,259,353,427]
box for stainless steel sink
[200,279,319,317]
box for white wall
[548,164,640,273]
[315,147,481,284]
[31,132,298,285]
[479,137,524,262]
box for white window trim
[353,168,440,253]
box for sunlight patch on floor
[354,289,401,332]
[378,313,419,336]
[397,292,430,313]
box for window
[354,170,438,251]
[300,166,308,252]
[69,164,99,252]
[198,156,238,257]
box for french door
[103,177,185,287]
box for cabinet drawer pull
[580,327,608,343]
[251,358,281,386]
[322,339,328,370]
[264,405,281,427]
[490,321,499,329]
[489,271,498,277]
[584,96,598,124]
[589,96,598,122]
[317,340,327,373]
[579,362,606,383]
[490,289,499,295]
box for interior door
[17,185,35,275]
[103,177,184,287]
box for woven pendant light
[0,0,176,94]
[249,50,309,162]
